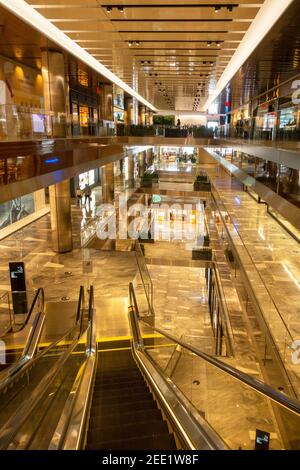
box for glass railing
[0,104,115,141]
[0,292,13,337]
[134,240,153,315]
[215,121,300,145]
[129,282,300,450]
[210,186,300,398]
[0,286,93,449]
[116,124,214,139]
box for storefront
[0,56,44,139]
[69,66,100,137]
[113,85,125,125]
[0,189,48,240]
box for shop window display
[0,194,34,230]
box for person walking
[76,185,83,206]
[84,184,92,206]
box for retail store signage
[255,429,270,450]
[45,157,60,164]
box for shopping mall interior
[0,0,299,453]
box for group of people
[76,184,92,207]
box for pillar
[42,49,67,137]
[49,179,73,253]
[101,162,116,250]
[101,163,115,203]
[128,156,135,188]
[146,148,154,166]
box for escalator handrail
[0,286,85,391]
[76,286,84,324]
[129,282,300,416]
[8,288,45,334]
[49,287,97,450]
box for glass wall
[0,193,35,230]
[214,148,300,209]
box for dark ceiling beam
[102,3,239,8]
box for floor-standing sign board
[9,262,28,314]
[255,429,270,450]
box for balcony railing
[116,124,214,139]
[0,104,115,141]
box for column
[101,163,116,250]
[42,49,67,137]
[138,105,146,126]
[101,163,115,203]
[128,156,135,188]
[146,148,154,166]
[49,179,73,253]
[124,97,133,125]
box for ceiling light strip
[0,0,157,112]
[203,0,295,111]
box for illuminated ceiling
[0,0,296,112]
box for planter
[194,182,211,191]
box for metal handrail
[134,240,153,309]
[134,240,233,356]
[211,261,234,356]
[128,285,228,450]
[211,186,295,345]
[0,286,85,390]
[209,183,299,397]
[76,286,85,324]
[129,282,300,416]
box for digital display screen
[255,429,270,450]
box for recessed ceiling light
[106,6,112,13]
[215,6,221,13]
[117,6,124,12]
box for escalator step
[95,378,144,390]
[91,399,157,417]
[97,369,140,378]
[91,391,152,406]
[93,385,148,398]
[86,433,177,450]
[87,419,168,444]
[90,408,162,428]
[95,372,141,384]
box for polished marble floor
[0,160,299,449]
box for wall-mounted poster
[113,85,124,110]
[0,194,34,230]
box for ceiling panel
[26,0,265,110]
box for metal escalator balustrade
[0,285,89,449]
[50,286,227,451]
[210,185,300,398]
[128,282,300,450]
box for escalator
[0,282,300,450]
[86,349,176,450]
